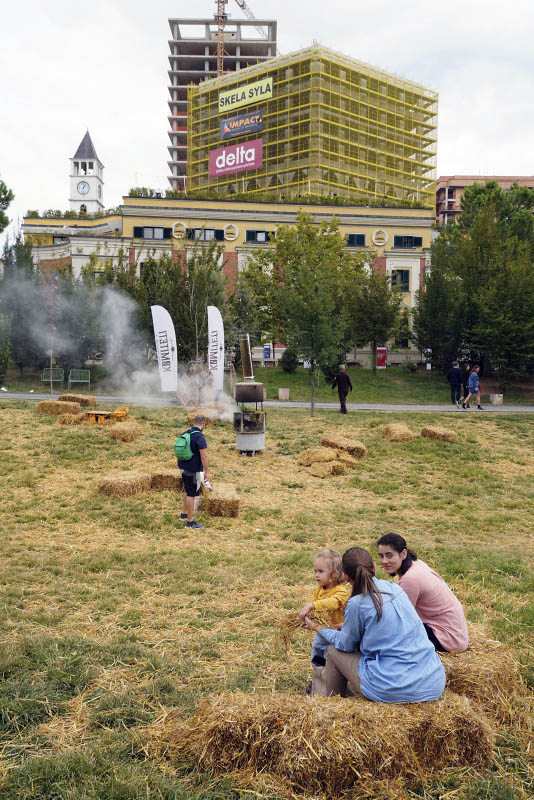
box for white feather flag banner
[151,305,178,392]
[207,305,225,394]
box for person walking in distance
[461,362,471,407]
[332,365,352,414]
[462,365,484,411]
[447,360,462,408]
[176,415,211,528]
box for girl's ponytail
[342,547,384,620]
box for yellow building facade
[23,195,433,363]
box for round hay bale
[297,446,337,466]
[150,471,183,491]
[321,432,366,459]
[308,461,346,478]
[150,691,493,799]
[200,483,239,517]
[383,423,414,442]
[36,400,80,416]
[97,471,151,497]
[421,426,457,443]
[440,623,523,725]
[108,423,139,442]
[58,393,96,407]
[58,413,78,425]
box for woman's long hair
[342,547,383,620]
[376,533,417,576]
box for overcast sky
[1,0,533,244]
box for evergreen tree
[346,270,401,374]
[0,178,14,234]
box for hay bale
[113,405,129,415]
[440,624,523,725]
[58,393,96,407]
[36,400,80,416]
[421,426,457,443]
[297,446,337,466]
[97,471,151,497]
[383,423,414,442]
[150,471,183,491]
[108,423,139,442]
[74,413,87,424]
[307,461,346,478]
[150,691,493,799]
[58,413,78,425]
[336,451,359,467]
[200,483,239,517]
[321,432,366,459]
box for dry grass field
[0,400,533,800]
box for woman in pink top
[376,533,468,653]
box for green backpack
[174,429,198,461]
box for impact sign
[220,110,263,140]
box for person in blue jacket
[303,546,446,703]
[462,364,484,411]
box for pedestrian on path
[332,365,352,414]
[462,365,484,411]
[447,360,462,408]
[461,362,471,407]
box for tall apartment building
[436,175,534,226]
[187,44,438,206]
[168,16,277,192]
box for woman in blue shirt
[304,547,446,702]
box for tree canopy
[414,181,534,389]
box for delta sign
[220,110,263,140]
[208,138,263,178]
[218,77,273,113]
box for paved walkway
[2,391,533,414]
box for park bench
[40,367,64,388]
[68,368,91,390]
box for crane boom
[234,0,269,40]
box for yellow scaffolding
[187,44,438,206]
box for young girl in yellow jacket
[298,549,349,694]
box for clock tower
[69,131,104,213]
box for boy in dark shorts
[177,415,210,529]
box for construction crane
[233,0,269,40]
[216,0,278,75]
[215,0,228,75]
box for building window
[186,228,224,241]
[80,204,87,214]
[346,233,365,247]
[246,230,270,243]
[133,226,172,239]
[391,269,410,292]
[393,236,422,249]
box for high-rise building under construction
[167,16,277,192]
[187,44,438,205]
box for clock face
[77,181,90,195]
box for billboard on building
[208,138,263,178]
[220,110,263,140]
[218,77,273,113]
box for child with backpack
[174,415,210,529]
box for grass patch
[0,401,532,798]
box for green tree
[412,238,465,371]
[135,241,226,364]
[0,178,14,234]
[346,270,401,374]
[244,211,363,415]
[0,314,12,383]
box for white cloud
[2,0,533,244]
